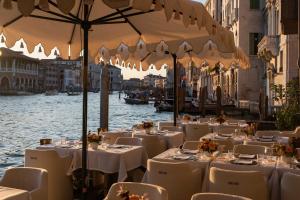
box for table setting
[37,134,148,182]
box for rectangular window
[279,51,283,72]
[250,0,260,9]
[249,33,263,55]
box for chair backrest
[255,131,280,138]
[147,159,202,200]
[102,131,128,144]
[214,139,234,152]
[0,167,48,200]
[244,140,274,147]
[115,137,143,146]
[25,149,73,200]
[233,144,266,155]
[209,167,268,200]
[158,121,181,130]
[219,126,239,134]
[105,182,168,200]
[185,123,210,141]
[138,135,167,158]
[183,141,200,150]
[281,172,300,200]
[160,126,182,132]
[191,193,252,200]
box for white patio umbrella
[0,0,240,196]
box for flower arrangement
[182,114,192,121]
[117,185,148,200]
[215,114,226,124]
[87,132,102,144]
[273,137,299,157]
[133,121,154,130]
[198,139,218,153]
[241,123,255,136]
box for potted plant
[87,132,102,150]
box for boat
[45,90,58,96]
[156,102,173,112]
[124,97,149,105]
[66,85,81,96]
[124,91,149,105]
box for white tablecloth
[39,144,148,181]
[130,130,184,148]
[0,186,29,200]
[201,133,245,145]
[143,148,211,185]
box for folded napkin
[107,144,128,149]
[218,133,233,138]
[238,154,256,159]
[231,159,256,165]
[181,149,199,155]
[173,154,194,160]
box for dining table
[0,186,30,200]
[38,142,148,181]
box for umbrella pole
[81,4,90,200]
[172,54,177,126]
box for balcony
[257,35,279,62]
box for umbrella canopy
[0,0,235,59]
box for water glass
[60,137,67,145]
[227,150,234,160]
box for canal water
[0,92,172,175]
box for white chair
[160,126,182,132]
[209,167,268,200]
[183,141,200,150]
[185,123,210,141]
[25,149,73,200]
[0,167,48,200]
[219,126,240,134]
[147,159,202,200]
[255,130,280,138]
[115,137,143,146]
[102,131,128,144]
[281,172,300,200]
[158,121,181,131]
[138,135,167,158]
[233,144,266,155]
[214,139,234,152]
[191,193,252,200]
[244,140,274,147]
[104,182,168,200]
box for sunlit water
[0,92,171,175]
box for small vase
[90,142,98,150]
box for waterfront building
[186,62,201,98]
[122,78,142,90]
[143,74,165,88]
[89,63,101,91]
[40,58,82,92]
[258,0,299,110]
[107,64,123,91]
[0,47,39,93]
[205,0,266,107]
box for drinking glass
[227,150,234,160]
[60,137,67,145]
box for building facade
[204,0,266,106]
[143,74,165,88]
[0,48,39,93]
[258,0,299,109]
